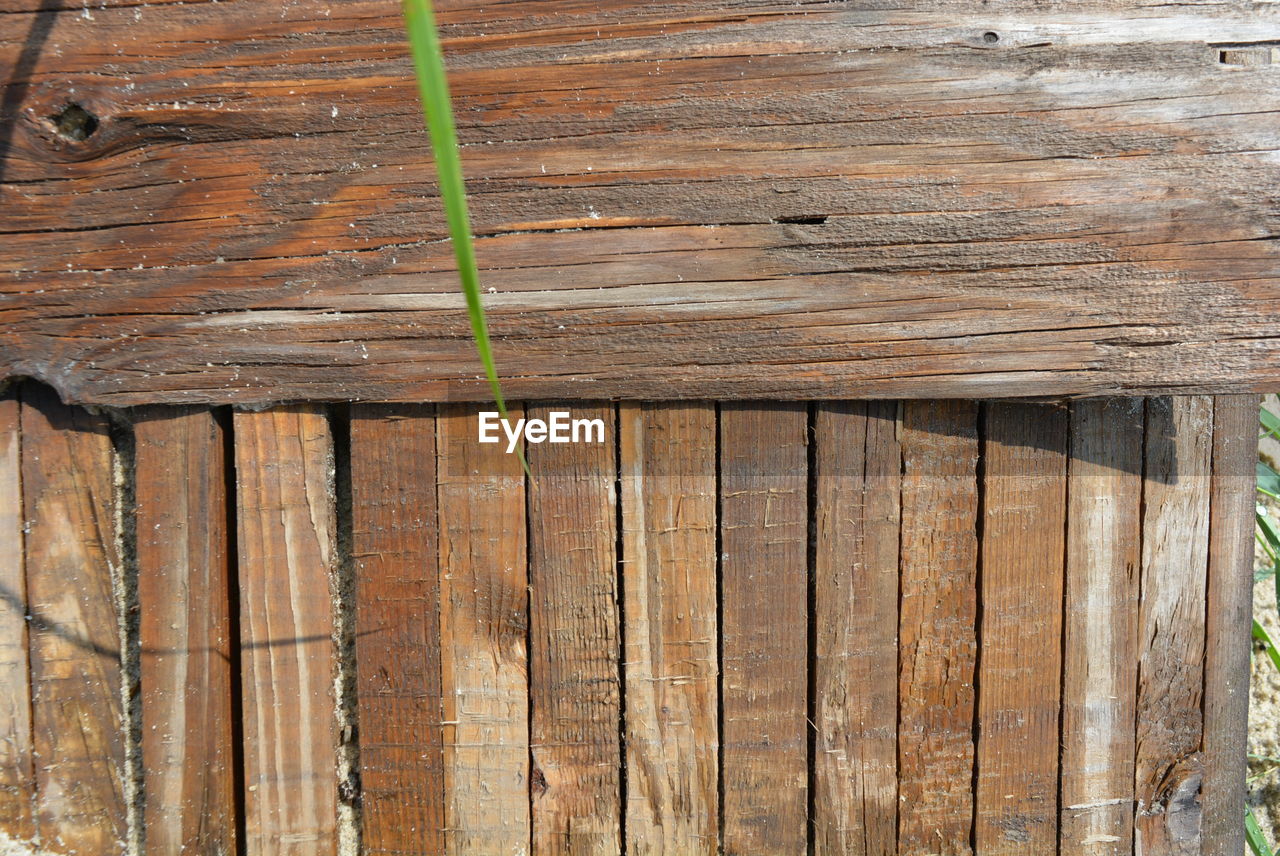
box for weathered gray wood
[1,1,1278,404]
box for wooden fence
[0,382,1257,855]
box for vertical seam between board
[715,402,725,856]
[805,402,817,856]
[1056,403,1073,856]
[1134,398,1150,853]
[970,402,986,856]
[614,401,627,856]
[14,385,37,848]
[524,402,535,856]
[222,406,247,856]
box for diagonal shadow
[0,0,63,187]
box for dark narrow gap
[1055,402,1074,852]
[614,401,628,850]
[219,406,247,856]
[1134,399,1151,821]
[969,402,987,854]
[715,402,726,855]
[523,403,536,851]
[328,405,362,852]
[1196,399,1216,752]
[13,384,39,842]
[805,402,818,856]
[106,409,144,856]
[893,400,906,847]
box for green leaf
[1255,619,1280,673]
[1261,461,1280,500]
[1248,804,1275,856]
[1263,406,1280,443]
[402,0,529,475]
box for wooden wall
[0,382,1258,855]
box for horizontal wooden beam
[2,0,1278,403]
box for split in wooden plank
[349,403,445,856]
[973,402,1068,855]
[897,399,979,856]
[621,402,719,855]
[234,406,339,856]
[135,405,237,855]
[1060,400,1146,856]
[719,402,809,855]
[0,389,33,842]
[527,404,621,856]
[1201,394,1259,856]
[436,403,530,855]
[812,401,900,856]
[20,382,127,854]
[1134,396,1214,855]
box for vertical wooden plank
[135,406,236,855]
[1059,398,1143,856]
[0,389,34,842]
[350,404,444,856]
[21,382,127,854]
[897,399,979,856]
[1201,395,1257,856]
[235,406,338,856]
[621,402,718,855]
[812,401,900,856]
[719,403,809,854]
[973,402,1067,854]
[527,404,620,855]
[1134,396,1213,856]
[437,403,530,855]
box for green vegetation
[1248,404,1280,855]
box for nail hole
[51,103,99,141]
[772,214,828,225]
[983,31,1000,44]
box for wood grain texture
[19,382,126,854]
[134,406,236,856]
[0,389,33,842]
[234,406,338,856]
[973,402,1067,855]
[620,402,718,855]
[349,404,444,856]
[812,401,900,856]
[897,400,979,856]
[526,404,620,856]
[719,403,809,855]
[1200,394,1257,856]
[1134,396,1213,856]
[3,1,1280,405]
[436,403,530,855]
[1058,398,1143,856]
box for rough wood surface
[526,404,621,856]
[812,401,900,856]
[134,405,236,856]
[349,404,445,856]
[1201,394,1257,856]
[973,402,1067,854]
[719,403,809,855]
[1134,396,1213,856]
[897,400,979,856]
[234,406,338,856]
[3,1,1280,405]
[436,403,530,855]
[620,402,718,855]
[0,389,33,842]
[1059,398,1143,856]
[20,382,126,854]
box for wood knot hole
[982,31,1000,44]
[51,103,98,141]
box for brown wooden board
[2,1,1280,405]
[134,405,237,855]
[349,404,446,856]
[20,382,127,853]
[811,401,900,856]
[620,402,719,854]
[526,404,621,855]
[234,406,339,856]
[0,389,33,841]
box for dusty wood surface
[20,383,127,854]
[812,400,900,856]
[234,406,339,856]
[436,403,530,854]
[1059,398,1144,856]
[973,402,1067,854]
[349,404,445,856]
[620,402,719,854]
[0,390,33,841]
[2,1,1280,405]
[134,406,236,856]
[719,403,809,854]
[1134,396,1213,856]
[526,404,621,856]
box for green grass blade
[402,0,529,474]
[1263,406,1280,443]
[1248,804,1275,856]
[1254,618,1280,673]
[1260,460,1280,500]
